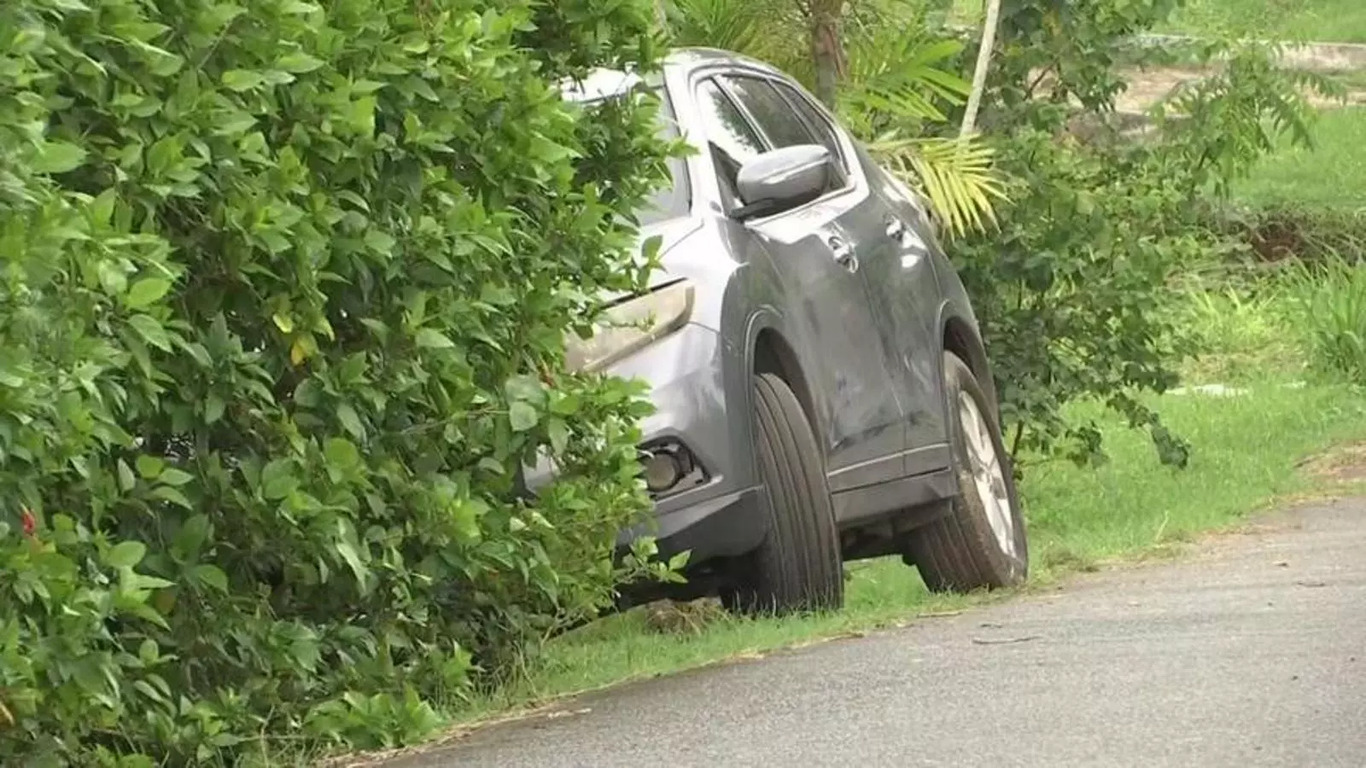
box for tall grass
[1284,255,1366,382]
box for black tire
[907,352,1028,592]
[725,373,844,614]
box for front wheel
[907,352,1028,592]
[724,373,844,614]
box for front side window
[693,78,766,211]
[770,80,850,176]
[722,75,819,150]
[722,75,847,192]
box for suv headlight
[566,279,695,373]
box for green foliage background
[0,0,672,762]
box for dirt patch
[1297,441,1366,483]
[1115,66,1366,113]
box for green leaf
[415,328,455,349]
[364,228,396,254]
[34,141,87,174]
[159,468,194,486]
[261,460,296,500]
[222,69,265,91]
[548,418,570,454]
[205,393,226,424]
[550,393,581,415]
[324,437,360,474]
[106,540,147,569]
[139,638,159,665]
[126,277,172,308]
[117,459,137,492]
[337,403,364,438]
[192,564,228,592]
[181,341,213,367]
[174,514,210,555]
[509,401,537,432]
[128,314,172,351]
[505,374,545,404]
[450,499,486,542]
[136,455,165,479]
[276,52,324,73]
[151,486,192,509]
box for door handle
[885,216,908,241]
[827,235,858,272]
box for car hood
[604,216,703,301]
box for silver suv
[535,48,1028,614]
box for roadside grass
[1230,108,1366,210]
[1161,0,1366,43]
[942,0,1366,42]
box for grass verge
[1230,108,1366,210]
[1161,0,1366,43]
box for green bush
[949,0,1328,467]
[0,0,672,763]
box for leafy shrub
[0,0,672,762]
[950,0,1326,467]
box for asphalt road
[386,498,1366,768]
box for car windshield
[638,94,690,225]
[561,69,689,226]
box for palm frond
[838,25,970,134]
[663,0,800,66]
[869,134,1007,239]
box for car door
[692,74,908,494]
[757,80,948,467]
[722,73,945,472]
[858,152,952,463]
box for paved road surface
[388,498,1366,768]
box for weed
[1284,255,1366,381]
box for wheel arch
[936,302,1001,422]
[743,312,827,458]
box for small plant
[1286,255,1366,382]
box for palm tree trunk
[809,0,845,107]
[960,0,1002,137]
[655,0,669,34]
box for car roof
[665,47,785,77]
[559,48,787,103]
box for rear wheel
[907,352,1028,592]
[725,373,844,614]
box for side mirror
[733,144,831,220]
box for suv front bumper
[526,322,768,570]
